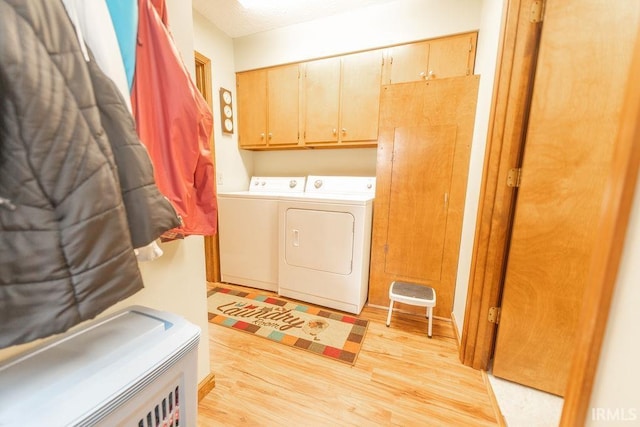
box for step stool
[386,281,436,338]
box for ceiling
[192,0,399,39]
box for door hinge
[530,0,544,23]
[488,307,501,324]
[383,244,389,254]
[507,168,522,188]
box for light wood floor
[198,283,500,426]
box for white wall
[452,0,505,335]
[0,0,212,385]
[193,11,253,193]
[586,175,640,425]
[234,0,484,71]
[254,148,378,177]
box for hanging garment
[0,0,178,348]
[61,0,132,113]
[62,0,177,260]
[86,54,181,248]
[131,0,217,236]
[105,0,138,91]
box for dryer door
[283,208,354,274]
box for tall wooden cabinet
[236,64,300,149]
[303,50,383,146]
[368,76,480,318]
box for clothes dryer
[218,176,305,291]
[278,176,376,314]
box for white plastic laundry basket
[0,306,200,427]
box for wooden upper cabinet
[386,41,430,84]
[267,64,300,146]
[236,33,477,150]
[303,50,383,146]
[236,64,300,149]
[303,57,342,144]
[385,32,477,84]
[340,50,383,143]
[237,69,267,148]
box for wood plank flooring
[198,283,499,426]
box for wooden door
[428,33,476,80]
[340,50,383,143]
[303,57,341,143]
[267,64,300,146]
[491,0,640,396]
[386,41,429,84]
[368,76,479,318]
[236,69,267,148]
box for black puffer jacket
[0,0,181,348]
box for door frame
[194,50,221,282]
[460,0,640,424]
[459,0,542,370]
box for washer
[217,176,305,291]
[278,176,376,314]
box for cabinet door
[268,64,300,146]
[428,33,476,79]
[303,57,341,143]
[384,125,457,281]
[340,50,383,143]
[387,41,430,84]
[237,70,267,148]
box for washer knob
[289,179,298,188]
[314,180,323,189]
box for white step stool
[386,281,436,338]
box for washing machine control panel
[305,176,376,195]
[249,176,306,193]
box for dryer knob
[367,183,373,189]
[314,180,323,189]
[261,181,266,186]
[289,179,298,188]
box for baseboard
[198,372,216,402]
[481,370,507,427]
[450,311,461,348]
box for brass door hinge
[507,168,522,188]
[488,307,501,324]
[530,0,545,23]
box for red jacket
[132,0,217,236]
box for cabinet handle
[419,70,435,80]
[268,132,273,140]
[332,128,337,136]
[444,192,449,210]
[260,133,265,139]
[342,128,347,135]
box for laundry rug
[207,286,369,365]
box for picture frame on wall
[219,87,234,134]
